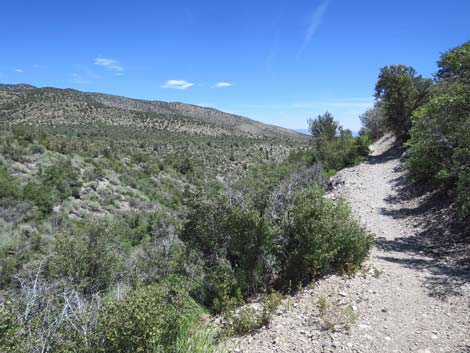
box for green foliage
[22,182,56,216]
[359,105,386,140]
[224,306,262,336]
[406,43,470,218]
[308,111,338,140]
[21,158,82,217]
[437,41,470,83]
[235,161,297,214]
[0,164,21,201]
[178,157,193,175]
[307,112,369,171]
[0,222,45,289]
[310,134,369,171]
[48,220,123,295]
[92,278,218,353]
[0,84,373,351]
[181,198,273,307]
[375,64,432,139]
[0,302,22,353]
[224,208,273,295]
[284,184,371,284]
[39,158,82,200]
[222,291,282,336]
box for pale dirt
[228,135,470,353]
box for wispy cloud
[161,80,194,90]
[214,82,233,88]
[297,0,330,58]
[94,57,124,75]
[15,68,24,73]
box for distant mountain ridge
[0,83,36,91]
[0,83,308,141]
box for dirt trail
[230,135,470,353]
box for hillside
[0,80,375,352]
[0,84,306,141]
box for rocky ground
[228,135,470,353]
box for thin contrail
[297,0,330,58]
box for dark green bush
[374,64,432,139]
[92,278,218,353]
[20,158,82,217]
[0,164,21,201]
[39,158,82,200]
[308,111,338,140]
[406,42,470,218]
[181,199,273,308]
[284,183,371,284]
[224,207,273,295]
[47,221,123,295]
[0,302,22,353]
[22,182,56,216]
[310,134,369,171]
[307,112,369,171]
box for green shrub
[92,278,219,353]
[308,112,338,140]
[39,158,82,200]
[22,182,56,216]
[0,301,23,353]
[310,135,369,171]
[20,158,82,217]
[307,112,369,171]
[181,199,274,308]
[222,291,282,336]
[284,183,371,284]
[48,220,123,295]
[359,105,387,140]
[406,42,470,218]
[374,64,432,139]
[224,208,273,295]
[178,157,193,175]
[0,164,21,201]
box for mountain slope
[0,84,306,141]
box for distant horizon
[1,0,469,131]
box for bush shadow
[373,146,470,300]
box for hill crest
[0,83,307,141]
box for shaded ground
[229,134,470,353]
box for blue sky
[1,0,469,131]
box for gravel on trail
[228,135,470,353]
